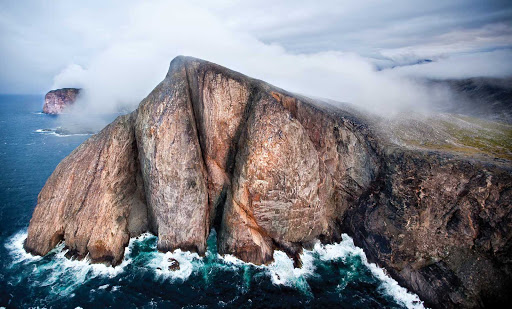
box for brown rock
[42,88,80,114]
[25,56,512,308]
[343,149,512,308]
[168,258,180,271]
[24,113,148,266]
[134,59,209,255]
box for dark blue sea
[0,95,425,308]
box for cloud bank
[1,0,511,130]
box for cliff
[25,56,512,308]
[42,88,81,114]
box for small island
[42,88,81,114]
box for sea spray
[5,231,132,299]
[5,229,425,308]
[5,231,43,264]
[34,128,93,137]
[313,234,425,309]
[148,248,202,281]
[266,250,316,295]
[218,234,425,308]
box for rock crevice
[25,56,512,308]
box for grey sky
[0,0,511,96]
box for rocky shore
[25,56,511,308]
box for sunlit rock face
[24,113,147,266]
[25,56,512,308]
[42,88,81,114]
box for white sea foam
[218,248,317,294]
[34,128,54,133]
[34,128,92,137]
[5,230,134,298]
[53,132,92,137]
[313,234,425,309]
[5,229,425,307]
[218,253,258,269]
[267,250,316,292]
[147,249,203,281]
[367,263,425,309]
[132,232,154,242]
[129,232,204,281]
[4,230,43,263]
[217,234,425,308]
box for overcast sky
[1,0,511,109]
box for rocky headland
[25,56,511,308]
[42,88,81,114]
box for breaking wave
[4,231,132,299]
[313,235,425,309]
[219,234,425,309]
[34,128,93,137]
[4,230,424,308]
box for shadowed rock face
[25,56,512,308]
[42,88,80,114]
[343,149,512,308]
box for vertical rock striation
[25,56,512,308]
[134,59,209,254]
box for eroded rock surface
[343,149,512,308]
[25,113,147,265]
[25,56,512,308]
[42,88,80,114]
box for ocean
[0,95,425,308]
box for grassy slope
[376,113,512,161]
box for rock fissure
[24,56,512,308]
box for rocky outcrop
[24,113,147,265]
[42,88,80,114]
[25,56,512,308]
[343,149,512,308]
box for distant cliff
[25,57,512,308]
[43,88,81,114]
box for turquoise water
[0,95,424,308]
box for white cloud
[0,0,511,130]
[44,1,443,120]
[379,23,512,61]
[52,64,87,89]
[386,49,512,79]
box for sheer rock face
[134,59,210,254]
[24,113,147,265]
[42,88,80,114]
[25,56,512,308]
[185,65,252,228]
[343,149,512,308]
[218,91,380,264]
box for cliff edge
[25,56,512,308]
